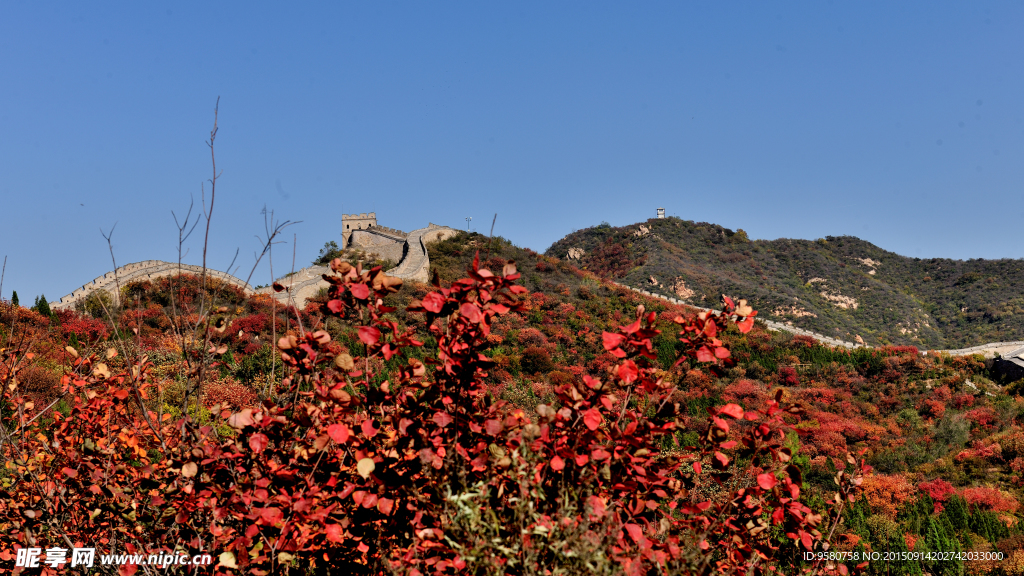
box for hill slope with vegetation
[1,230,1022,574]
[546,217,1024,349]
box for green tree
[33,294,52,317]
[313,240,343,266]
[11,291,18,307]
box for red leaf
[361,419,378,438]
[328,423,350,443]
[800,530,813,550]
[736,317,754,334]
[757,473,778,490]
[713,451,729,468]
[459,302,482,323]
[718,403,744,419]
[586,495,607,519]
[714,346,731,359]
[377,498,394,516]
[350,283,370,299]
[591,448,611,461]
[248,433,269,453]
[583,409,603,431]
[551,455,565,471]
[61,467,78,478]
[622,319,641,334]
[358,326,381,345]
[625,523,650,548]
[325,524,344,543]
[422,292,446,313]
[696,346,714,363]
[484,419,503,435]
[693,461,702,475]
[327,300,344,314]
[432,411,453,428]
[361,493,379,509]
[602,332,625,351]
[575,454,590,466]
[617,360,638,383]
[703,319,717,338]
[260,507,283,524]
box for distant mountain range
[546,217,1024,348]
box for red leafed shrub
[955,441,1002,462]
[920,398,946,420]
[918,478,955,512]
[201,378,260,410]
[520,345,555,374]
[918,478,956,502]
[517,327,547,346]
[961,486,1020,514]
[232,313,270,335]
[722,378,769,410]
[0,257,868,576]
[1009,457,1024,479]
[778,365,799,386]
[998,429,1024,459]
[963,406,999,430]
[57,309,110,340]
[952,392,975,409]
[861,473,916,519]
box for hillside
[547,217,1024,348]
[2,231,1022,574]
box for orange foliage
[861,473,916,519]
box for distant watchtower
[342,212,377,248]
[657,208,665,219]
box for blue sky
[2,2,1023,304]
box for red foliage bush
[961,486,1020,514]
[919,398,946,420]
[778,366,799,387]
[201,378,260,410]
[0,258,867,575]
[952,392,975,409]
[721,379,769,410]
[520,345,554,374]
[58,313,110,343]
[232,313,270,335]
[963,406,999,430]
[918,478,955,512]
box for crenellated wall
[52,261,254,310]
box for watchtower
[342,212,377,248]
[657,208,665,219]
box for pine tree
[11,290,18,307]
[34,294,51,317]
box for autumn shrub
[0,258,870,576]
[520,345,554,375]
[961,487,1020,514]
[861,473,916,519]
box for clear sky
[2,2,1023,304]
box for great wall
[52,219,458,312]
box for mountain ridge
[546,217,1024,348]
